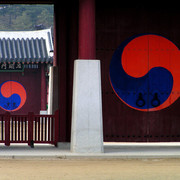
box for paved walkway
[0,142,180,159]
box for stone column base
[71,60,104,153]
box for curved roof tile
[0,28,53,63]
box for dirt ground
[0,158,180,180]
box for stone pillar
[53,14,57,67]
[48,66,59,115]
[71,60,103,153]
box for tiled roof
[0,28,53,63]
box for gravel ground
[0,158,180,180]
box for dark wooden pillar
[78,0,96,59]
[55,3,68,142]
[41,63,47,111]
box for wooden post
[55,4,67,142]
[28,112,34,148]
[5,112,10,146]
[41,64,47,112]
[54,109,59,147]
[78,0,96,59]
[71,0,103,153]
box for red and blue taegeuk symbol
[0,81,27,111]
[110,34,180,111]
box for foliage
[0,4,54,31]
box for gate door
[109,34,179,142]
[0,80,27,112]
[97,5,180,142]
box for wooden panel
[96,4,180,142]
[0,69,41,115]
[55,1,78,142]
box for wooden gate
[0,110,59,147]
[0,68,41,115]
[96,4,180,142]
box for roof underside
[0,37,53,63]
